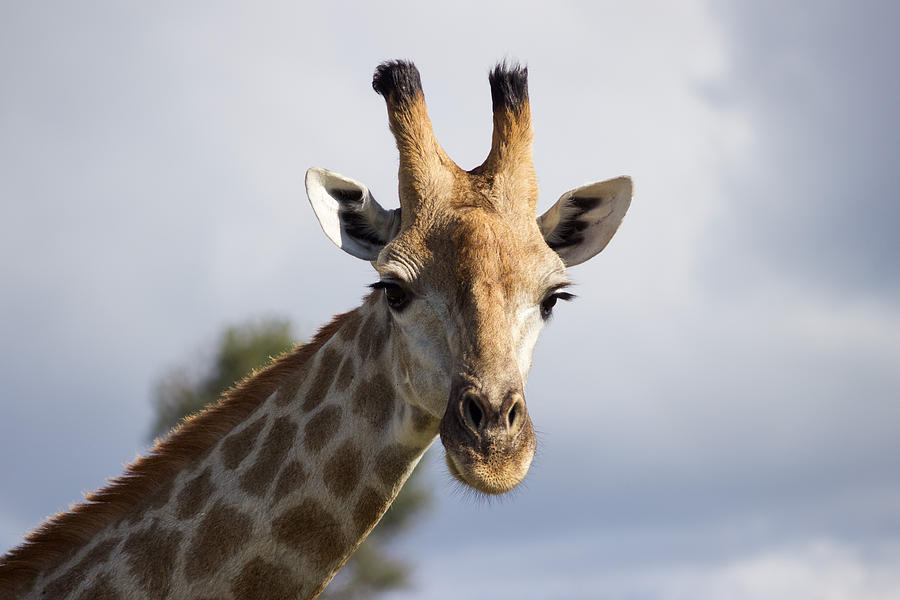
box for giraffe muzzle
[439,382,537,495]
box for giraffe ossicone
[0,59,632,599]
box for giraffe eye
[540,291,575,320]
[371,281,410,311]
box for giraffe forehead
[385,207,562,297]
[397,159,537,220]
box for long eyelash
[370,281,403,290]
[554,291,576,301]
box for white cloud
[387,537,900,600]
[692,541,900,600]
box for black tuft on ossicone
[489,61,529,113]
[372,60,423,104]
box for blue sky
[2,2,899,598]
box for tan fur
[380,70,538,221]
[379,91,454,218]
[475,106,538,213]
[0,312,349,595]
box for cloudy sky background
[2,1,899,598]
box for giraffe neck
[3,296,440,599]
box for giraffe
[0,60,632,599]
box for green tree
[151,317,429,598]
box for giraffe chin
[440,417,537,495]
[443,444,535,495]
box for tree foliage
[150,317,429,598]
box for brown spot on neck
[356,310,389,362]
[184,502,253,580]
[175,467,214,520]
[352,486,390,537]
[270,460,307,507]
[374,444,419,487]
[231,557,303,600]
[240,416,299,497]
[351,372,396,431]
[123,522,182,598]
[271,498,347,571]
[323,441,363,499]
[302,348,341,412]
[303,406,342,454]
[221,416,267,470]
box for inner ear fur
[305,167,401,261]
[538,176,632,267]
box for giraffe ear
[305,167,402,260]
[537,176,632,266]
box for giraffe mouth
[439,401,537,495]
[443,441,535,495]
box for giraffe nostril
[462,393,483,432]
[505,395,526,436]
[507,402,519,430]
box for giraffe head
[306,61,631,494]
